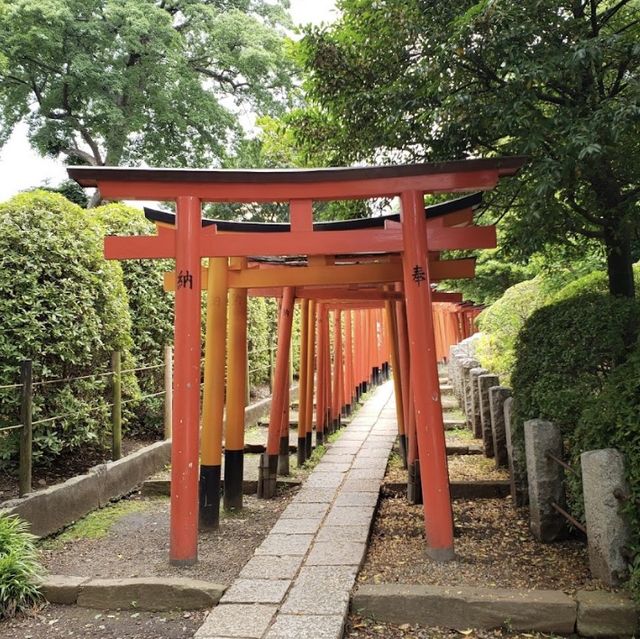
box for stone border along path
[195,381,397,639]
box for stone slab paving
[195,381,396,639]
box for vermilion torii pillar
[69,158,525,565]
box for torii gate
[69,158,524,565]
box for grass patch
[446,427,474,441]
[39,499,149,549]
[387,451,404,470]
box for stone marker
[478,374,499,457]
[352,583,577,634]
[575,589,639,637]
[470,367,488,438]
[461,358,480,429]
[504,397,528,507]
[489,386,511,468]
[581,448,632,586]
[524,419,568,541]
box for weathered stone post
[478,374,499,457]
[524,419,568,541]
[581,448,631,586]
[489,386,511,468]
[504,398,528,507]
[461,358,479,428]
[470,367,488,439]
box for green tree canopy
[291,0,640,296]
[0,0,294,204]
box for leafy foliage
[0,0,294,203]
[574,343,640,594]
[439,248,535,305]
[511,293,639,441]
[89,203,174,437]
[475,277,548,381]
[0,191,133,466]
[0,514,42,619]
[292,0,640,295]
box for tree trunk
[604,226,635,298]
[88,188,103,208]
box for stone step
[444,418,466,430]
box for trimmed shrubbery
[0,191,133,467]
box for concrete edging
[352,584,639,637]
[384,480,510,499]
[0,389,297,538]
[0,440,171,537]
[41,575,225,611]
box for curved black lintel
[143,192,483,233]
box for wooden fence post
[164,345,173,439]
[111,351,122,460]
[19,360,33,497]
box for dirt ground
[0,606,205,639]
[0,438,156,504]
[39,489,294,583]
[344,615,575,639]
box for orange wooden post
[297,299,309,465]
[400,189,454,560]
[341,310,351,416]
[315,303,327,445]
[259,286,295,498]
[385,295,406,468]
[200,257,228,530]
[395,289,411,470]
[224,257,248,512]
[344,310,354,413]
[323,304,333,435]
[170,196,202,566]
[331,310,342,431]
[304,300,316,456]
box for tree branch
[598,0,633,27]
[63,146,98,165]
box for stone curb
[244,385,299,427]
[384,480,510,499]
[352,584,639,637]
[0,440,171,537]
[141,477,301,497]
[41,575,226,611]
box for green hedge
[511,292,640,594]
[0,191,133,467]
[511,292,639,441]
[574,345,640,593]
[90,203,174,437]
[475,277,547,382]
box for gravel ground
[385,453,509,484]
[358,490,596,592]
[0,605,205,639]
[345,615,575,639]
[40,489,294,584]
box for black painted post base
[333,417,341,431]
[407,460,423,505]
[305,432,313,458]
[277,436,290,476]
[199,464,221,530]
[316,430,324,447]
[223,449,244,511]
[257,452,278,499]
[398,434,408,469]
[297,437,307,466]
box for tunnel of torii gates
[68,158,524,565]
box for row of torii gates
[69,158,524,565]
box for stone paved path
[194,381,396,639]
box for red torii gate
[69,159,524,565]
